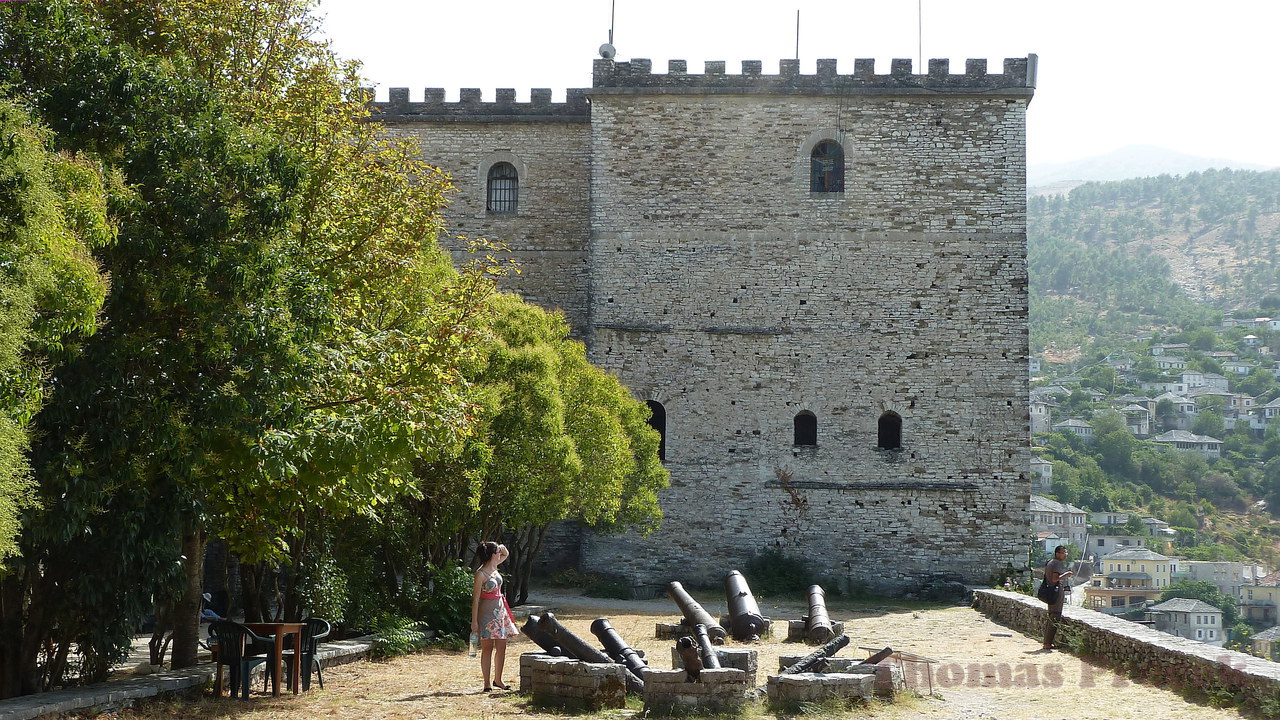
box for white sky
[315,0,1280,168]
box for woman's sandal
[483,686,492,693]
[493,681,510,691]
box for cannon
[692,624,722,671]
[724,570,767,641]
[590,618,648,679]
[780,633,850,674]
[805,584,835,643]
[666,581,726,644]
[538,612,644,694]
[521,615,564,656]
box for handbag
[1036,578,1058,603]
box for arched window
[794,411,817,446]
[809,140,844,193]
[646,400,666,462]
[486,162,519,213]
[878,411,902,450]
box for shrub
[742,548,816,598]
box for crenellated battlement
[371,87,590,123]
[591,56,1037,95]
[369,56,1035,123]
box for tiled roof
[1149,598,1222,614]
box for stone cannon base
[767,672,875,708]
[785,620,845,643]
[527,656,627,711]
[644,668,748,716]
[777,655,902,696]
[671,646,758,687]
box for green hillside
[1030,169,1280,354]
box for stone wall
[371,56,1033,593]
[379,103,591,331]
[974,589,1280,712]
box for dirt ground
[70,590,1249,720]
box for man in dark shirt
[1043,545,1073,650]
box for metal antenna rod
[918,0,923,69]
[795,9,800,61]
[609,0,616,44]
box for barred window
[486,162,519,213]
[810,140,844,193]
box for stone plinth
[785,620,845,643]
[519,651,553,693]
[777,656,902,695]
[670,646,758,687]
[643,668,748,716]
[767,672,875,707]
[528,655,626,711]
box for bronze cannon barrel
[666,581,726,644]
[805,584,835,643]
[590,617,649,680]
[692,624,722,670]
[520,614,564,656]
[781,633,850,674]
[724,570,766,641]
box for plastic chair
[283,618,331,690]
[208,620,276,699]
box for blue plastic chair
[208,620,276,699]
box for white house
[1176,561,1247,600]
[1120,404,1152,436]
[1150,430,1222,460]
[1090,534,1149,560]
[1224,360,1257,375]
[1148,598,1225,647]
[1030,400,1053,434]
[1156,357,1188,371]
[1030,495,1088,549]
[1030,457,1053,495]
[1053,418,1094,442]
[1203,372,1230,390]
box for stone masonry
[373,56,1035,593]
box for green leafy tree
[0,101,113,566]
[1123,514,1146,536]
[1192,410,1225,439]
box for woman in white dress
[472,541,518,691]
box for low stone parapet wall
[670,646,758,687]
[643,668,748,715]
[974,589,1280,713]
[777,656,902,695]
[766,672,874,707]
[526,655,627,711]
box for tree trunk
[170,529,206,669]
[241,561,264,622]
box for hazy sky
[315,0,1280,169]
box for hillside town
[1031,315,1280,657]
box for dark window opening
[646,400,666,462]
[794,411,817,446]
[878,411,902,450]
[486,162,519,213]
[809,140,844,193]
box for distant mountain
[1028,145,1277,196]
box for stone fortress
[373,54,1036,594]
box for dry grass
[67,591,1249,720]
